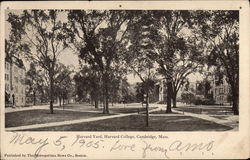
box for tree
[170,37,204,108]
[74,65,101,108]
[54,63,74,107]
[65,10,130,114]
[149,11,202,112]
[194,11,239,115]
[122,11,158,126]
[6,12,29,96]
[181,91,195,104]
[11,10,68,114]
[26,62,47,105]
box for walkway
[5,104,238,131]
[5,107,161,131]
[151,104,238,130]
[5,105,50,113]
[172,108,238,130]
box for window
[5,84,9,91]
[216,96,219,102]
[215,88,218,95]
[219,88,223,94]
[224,86,227,93]
[5,62,9,70]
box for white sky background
[5,10,202,84]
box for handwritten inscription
[9,132,49,156]
[110,140,136,152]
[8,132,215,159]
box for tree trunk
[94,99,99,109]
[102,73,110,114]
[49,75,54,114]
[33,90,36,106]
[105,85,110,114]
[102,87,106,114]
[166,82,172,113]
[59,97,62,107]
[172,92,177,108]
[145,91,149,127]
[102,98,106,113]
[232,88,239,115]
[105,96,109,114]
[41,90,44,103]
[228,75,239,115]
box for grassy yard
[55,104,156,113]
[151,110,180,114]
[5,109,112,128]
[173,106,233,115]
[24,114,232,131]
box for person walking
[12,94,15,108]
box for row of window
[216,95,226,103]
[5,84,10,91]
[5,74,25,84]
[5,74,9,81]
[5,83,25,94]
[15,97,25,104]
[5,62,10,70]
[215,87,229,95]
[5,63,25,76]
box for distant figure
[5,92,10,103]
[12,94,15,107]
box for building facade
[157,78,197,103]
[211,76,231,105]
[5,57,26,107]
[157,75,231,105]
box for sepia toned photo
[1,1,249,160]
[4,9,239,132]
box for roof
[5,55,26,70]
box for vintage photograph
[5,9,239,132]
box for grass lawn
[55,104,156,113]
[210,115,234,120]
[174,106,233,115]
[151,110,180,114]
[24,114,232,131]
[5,109,112,128]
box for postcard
[1,1,249,159]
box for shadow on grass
[174,107,234,115]
[54,105,156,114]
[5,109,113,128]
[23,115,232,131]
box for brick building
[5,57,26,107]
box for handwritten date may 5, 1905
[8,132,215,159]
